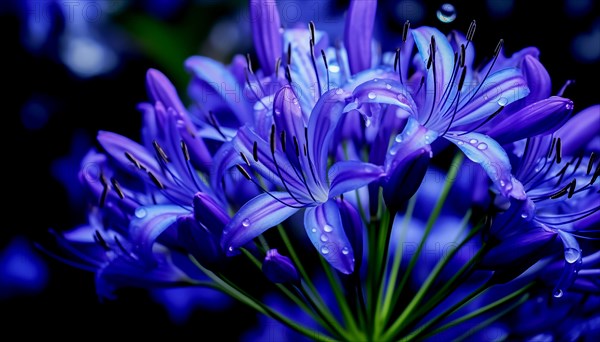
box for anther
[124,152,142,169]
[153,140,170,163]
[568,179,577,199]
[394,48,400,72]
[270,125,276,154]
[246,53,254,74]
[556,138,562,164]
[293,136,300,156]
[148,171,165,189]
[240,152,251,166]
[588,152,596,175]
[111,177,124,199]
[458,67,467,91]
[275,57,281,78]
[459,44,466,67]
[494,39,504,57]
[94,230,110,251]
[466,20,476,42]
[280,130,287,153]
[253,141,259,162]
[285,65,293,84]
[321,49,328,69]
[309,21,316,44]
[180,140,190,161]
[550,184,569,199]
[402,20,410,42]
[236,164,252,180]
[287,43,292,65]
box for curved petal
[177,215,224,270]
[344,0,377,74]
[453,68,530,127]
[481,228,556,268]
[488,96,574,144]
[555,104,600,155]
[304,200,354,274]
[146,69,188,119]
[221,192,299,254]
[351,78,417,117]
[193,192,229,237]
[249,0,282,75]
[185,56,252,124]
[328,161,384,198]
[130,205,190,265]
[336,199,365,272]
[519,54,552,104]
[445,132,526,199]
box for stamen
[494,39,504,57]
[466,20,476,42]
[548,138,557,159]
[457,105,504,136]
[253,142,259,162]
[285,65,293,84]
[321,49,330,92]
[554,162,571,186]
[309,21,316,44]
[275,57,281,78]
[270,125,276,154]
[556,138,562,164]
[246,53,254,74]
[457,67,467,91]
[550,184,569,199]
[402,20,410,42]
[111,177,125,199]
[148,171,165,189]
[588,152,596,175]
[94,230,110,251]
[293,136,300,156]
[568,179,577,199]
[240,152,251,166]
[235,164,252,180]
[557,80,575,97]
[459,44,466,67]
[124,152,143,170]
[208,111,228,139]
[280,130,287,153]
[310,40,323,96]
[287,43,292,65]
[152,140,170,163]
[180,140,190,161]
[99,172,109,207]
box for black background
[2,0,598,339]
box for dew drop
[342,247,349,255]
[134,207,147,219]
[497,97,508,106]
[320,234,329,242]
[274,108,281,115]
[292,98,298,105]
[228,246,234,252]
[564,248,581,264]
[566,101,574,110]
[373,78,379,82]
[323,224,333,233]
[386,84,392,90]
[321,246,330,254]
[521,213,528,219]
[469,139,478,144]
[365,118,372,127]
[395,134,403,143]
[335,88,344,95]
[242,219,250,227]
[553,289,563,298]
[477,143,488,150]
[499,180,506,187]
[436,3,457,23]
[368,92,377,100]
[457,141,464,145]
[311,228,317,233]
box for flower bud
[261,249,299,284]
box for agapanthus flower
[41,0,600,340]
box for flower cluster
[48,0,599,340]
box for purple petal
[445,132,527,200]
[555,104,600,155]
[130,205,190,265]
[453,68,530,127]
[307,89,351,181]
[336,199,365,272]
[262,249,299,283]
[249,0,282,75]
[221,192,299,254]
[344,0,377,74]
[481,228,556,268]
[519,54,552,104]
[351,78,417,117]
[177,215,224,269]
[146,69,188,118]
[488,97,574,144]
[193,192,229,237]
[328,161,384,198]
[185,56,252,124]
[304,200,354,274]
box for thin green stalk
[190,255,333,341]
[377,196,416,324]
[319,256,364,339]
[422,283,534,340]
[277,225,320,298]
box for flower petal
[344,0,377,74]
[488,96,574,144]
[176,215,224,270]
[336,199,365,272]
[481,227,556,268]
[146,69,188,119]
[221,192,299,254]
[445,132,526,199]
[453,68,530,127]
[130,205,190,265]
[328,161,384,198]
[185,56,252,124]
[351,78,417,117]
[193,192,229,237]
[249,0,282,75]
[555,104,600,155]
[304,200,355,274]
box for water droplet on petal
[499,180,506,187]
[342,247,349,255]
[242,219,250,227]
[386,84,392,90]
[553,289,563,298]
[335,88,344,95]
[292,98,298,105]
[228,246,234,252]
[497,97,508,106]
[135,208,147,219]
[564,248,581,264]
[368,92,377,100]
[437,3,457,23]
[311,228,317,233]
[469,139,478,144]
[320,234,329,242]
[477,143,488,150]
[521,213,528,219]
[321,246,330,255]
[373,78,379,82]
[365,118,372,127]
[323,224,333,233]
[565,101,574,110]
[457,141,464,145]
[395,134,403,143]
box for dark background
[1,0,598,339]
